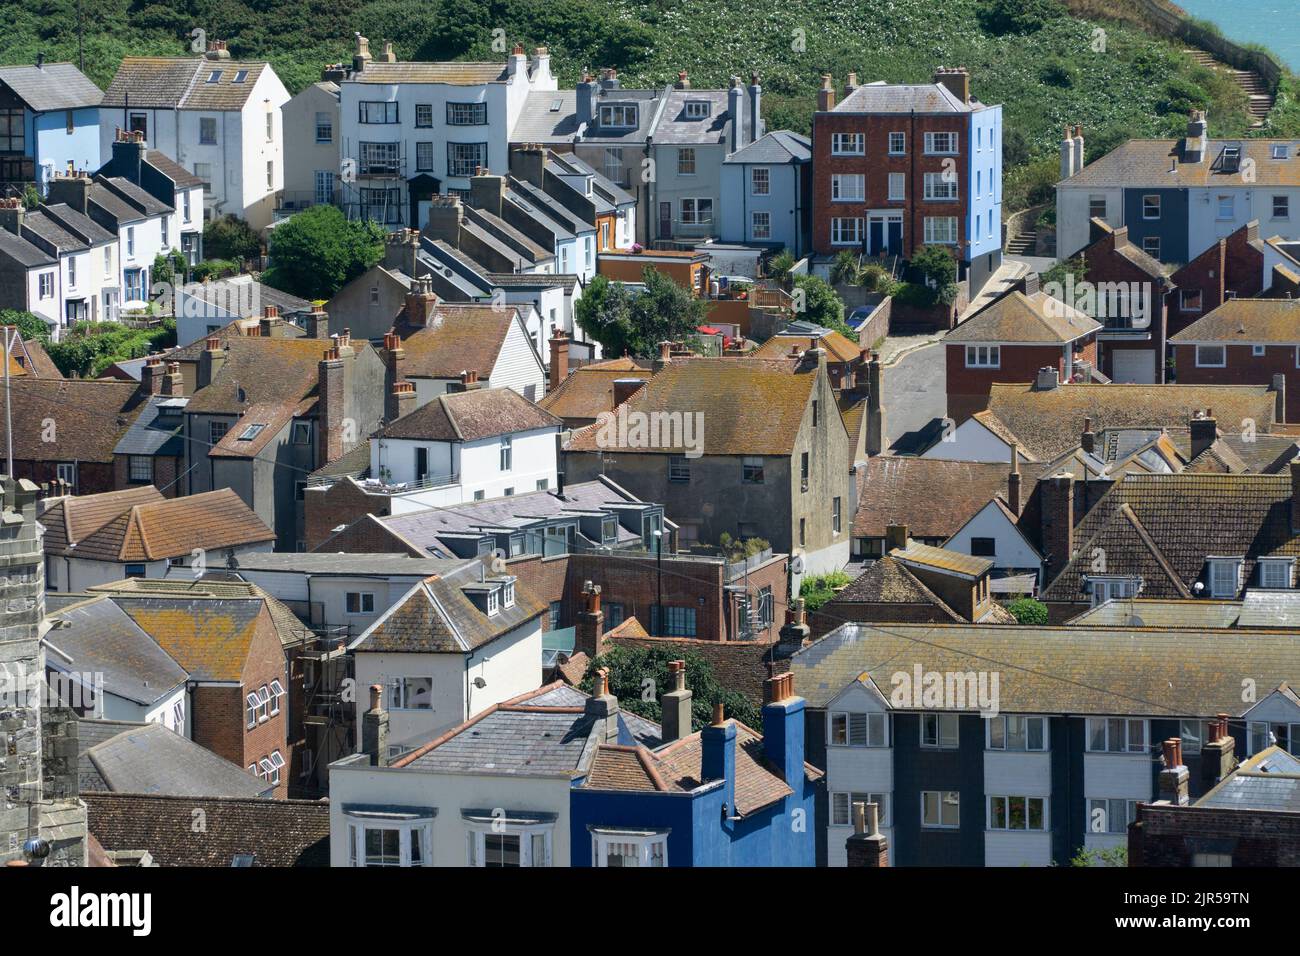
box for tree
[0,309,52,343]
[575,268,706,359]
[1006,598,1049,625]
[977,0,1064,35]
[202,215,261,262]
[151,249,188,290]
[263,205,385,301]
[582,644,762,731]
[828,250,861,286]
[792,274,852,337]
[766,249,795,284]
[909,245,960,307]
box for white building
[329,681,661,866]
[348,561,546,747]
[369,385,560,511]
[100,42,290,229]
[337,36,556,229]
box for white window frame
[1142,195,1161,220]
[684,100,710,120]
[1259,557,1293,589]
[1275,195,1290,219]
[1195,344,1226,368]
[599,104,638,129]
[831,173,865,202]
[828,711,888,747]
[921,790,960,828]
[986,714,1048,751]
[830,217,863,246]
[1216,195,1234,220]
[924,216,958,245]
[1087,798,1137,834]
[346,817,433,867]
[269,679,285,715]
[751,211,771,240]
[343,590,373,614]
[680,198,712,224]
[1208,557,1243,598]
[831,791,889,828]
[677,147,696,176]
[988,795,1047,831]
[466,819,554,867]
[920,712,960,749]
[887,172,905,201]
[965,344,1000,368]
[500,434,512,471]
[245,692,258,729]
[1085,717,1148,754]
[590,828,667,867]
[750,167,770,196]
[388,676,433,711]
[888,132,905,155]
[831,132,864,156]
[255,685,271,723]
[923,172,958,200]
[923,131,958,155]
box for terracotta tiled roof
[1170,299,1300,344]
[538,364,652,423]
[9,378,144,462]
[984,384,1278,461]
[45,487,273,561]
[606,616,649,639]
[946,290,1101,344]
[555,650,591,686]
[392,306,517,380]
[41,485,163,554]
[852,457,1043,539]
[585,744,672,792]
[1042,473,1300,601]
[893,541,994,578]
[208,399,310,459]
[18,339,62,378]
[182,337,338,415]
[85,792,329,866]
[379,386,560,441]
[564,358,821,457]
[752,329,862,363]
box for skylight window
[233,69,248,83]
[238,423,266,441]
[207,70,222,84]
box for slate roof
[1067,598,1244,629]
[1196,746,1300,811]
[725,130,811,164]
[833,81,981,114]
[510,90,580,143]
[9,379,144,463]
[350,61,508,85]
[42,487,273,561]
[146,150,204,189]
[377,386,560,442]
[103,57,270,110]
[983,384,1277,461]
[0,228,54,268]
[21,208,91,254]
[652,89,734,145]
[390,682,662,776]
[538,358,652,423]
[391,304,519,380]
[1170,299,1300,344]
[0,63,102,111]
[565,358,822,457]
[78,721,273,798]
[111,597,277,682]
[352,565,546,654]
[231,552,462,576]
[46,598,189,706]
[1065,138,1300,189]
[85,792,330,866]
[182,277,313,319]
[790,622,1300,714]
[112,395,186,457]
[1042,473,1300,601]
[947,290,1101,344]
[36,203,116,247]
[852,457,1043,539]
[822,555,962,620]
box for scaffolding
[297,625,355,798]
[340,137,409,226]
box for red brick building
[944,275,1101,422]
[1167,221,1266,338]
[1169,299,1300,422]
[810,67,1003,295]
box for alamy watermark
[594,404,705,459]
[890,664,1000,717]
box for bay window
[591,828,668,867]
[344,810,433,867]
[463,811,554,866]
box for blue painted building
[966,104,1003,294]
[720,131,812,257]
[571,665,820,867]
[0,61,102,191]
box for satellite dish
[1126,615,1145,628]
[473,676,487,689]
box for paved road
[882,341,945,454]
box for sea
[1173,1,1300,71]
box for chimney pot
[712,702,726,726]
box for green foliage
[0,309,51,343]
[829,250,861,287]
[978,0,1066,36]
[202,215,260,262]
[766,250,795,283]
[858,264,892,293]
[792,274,851,336]
[800,570,851,612]
[574,268,706,359]
[1039,56,1077,88]
[1041,255,1086,301]
[1006,597,1049,625]
[908,245,960,306]
[1157,75,1210,117]
[150,249,188,290]
[21,185,41,210]
[1067,845,1127,867]
[264,205,385,300]
[191,259,240,282]
[1003,156,1061,213]
[46,319,176,378]
[1002,125,1032,168]
[582,645,762,731]
[716,534,771,561]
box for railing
[306,469,460,493]
[725,547,775,581]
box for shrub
[909,245,960,306]
[1158,76,1210,117]
[264,205,386,300]
[0,310,52,343]
[800,570,852,612]
[829,250,861,286]
[192,259,240,282]
[46,319,177,378]
[766,250,795,283]
[1006,598,1049,625]
[584,645,761,730]
[977,0,1065,35]
[858,264,891,293]
[792,274,853,337]
[202,215,261,262]
[1040,57,1077,89]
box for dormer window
[600,104,638,129]
[502,580,515,608]
[1259,557,1294,589]
[1208,557,1244,598]
[685,100,710,119]
[1085,575,1139,607]
[488,589,500,615]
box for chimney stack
[161,361,183,398]
[933,66,970,105]
[1273,373,1287,424]
[761,668,805,786]
[353,33,372,74]
[700,703,737,814]
[0,197,24,237]
[1201,714,1237,789]
[304,305,331,339]
[1190,410,1217,460]
[866,350,885,456]
[317,342,347,468]
[469,170,506,217]
[382,331,407,421]
[361,684,389,767]
[1072,125,1085,175]
[846,800,889,867]
[660,660,693,744]
[748,72,763,146]
[777,597,811,653]
[1036,366,1060,391]
[384,227,420,277]
[675,70,690,90]
[817,74,836,112]
[204,39,231,60]
[1158,738,1190,806]
[403,276,440,327]
[1060,126,1076,181]
[1080,417,1095,454]
[584,667,620,743]
[574,580,606,659]
[728,76,744,153]
[141,358,165,396]
[547,324,569,393]
[198,336,225,389]
[1041,473,1075,580]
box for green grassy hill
[4,0,1294,209]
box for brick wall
[1130,803,1300,866]
[17,459,116,496]
[946,338,1097,422]
[811,112,968,258]
[303,480,390,551]
[1168,227,1265,337]
[1082,228,1171,381]
[112,454,181,497]
[1172,343,1295,422]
